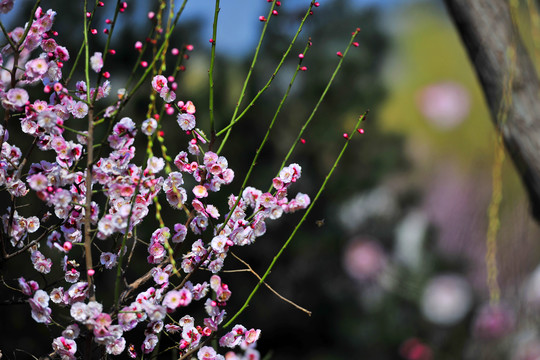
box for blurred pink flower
[417,81,470,129]
[343,237,387,282]
[472,303,515,340]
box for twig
[223,111,368,329]
[230,252,311,316]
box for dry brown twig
[228,252,311,316]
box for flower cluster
[0,2,319,359]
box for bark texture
[444,0,540,221]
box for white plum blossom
[90,52,103,73]
[177,113,196,131]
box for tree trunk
[444,0,540,222]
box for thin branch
[223,111,368,329]
[229,252,311,316]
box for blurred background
[3,0,540,359]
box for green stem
[215,1,277,154]
[124,0,188,106]
[217,41,311,235]
[82,0,96,302]
[223,111,368,329]
[216,3,314,142]
[65,0,99,85]
[114,171,143,309]
[125,26,156,89]
[66,42,85,85]
[276,28,361,177]
[208,0,220,147]
[0,20,17,50]
[101,0,122,65]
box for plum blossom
[52,336,77,360]
[100,252,118,269]
[177,113,196,131]
[198,346,224,360]
[5,88,29,109]
[70,101,89,119]
[141,118,158,136]
[90,52,103,73]
[151,75,167,92]
[0,18,314,356]
[147,156,165,174]
[159,86,176,103]
[193,184,208,198]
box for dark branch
[444,0,540,221]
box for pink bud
[259,16,267,22]
[141,61,148,67]
[343,133,349,139]
[63,242,72,251]
[186,44,194,51]
[90,29,97,35]
[171,48,179,55]
[135,41,143,51]
[103,71,110,79]
[87,269,95,276]
[272,10,278,15]
[300,66,307,71]
[298,53,304,59]
[357,128,364,134]
[148,11,155,19]
[353,42,359,47]
[336,51,343,57]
